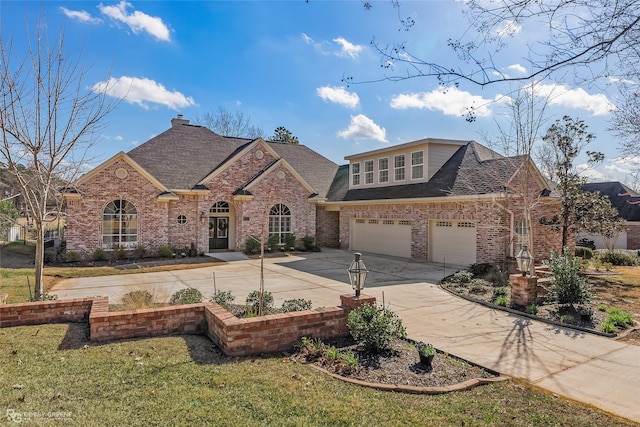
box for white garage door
[430,220,477,266]
[351,219,412,258]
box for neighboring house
[579,182,640,250]
[65,116,563,266]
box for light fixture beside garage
[347,252,369,297]
[516,244,533,276]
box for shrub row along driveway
[50,248,640,423]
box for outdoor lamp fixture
[199,211,207,225]
[347,252,369,297]
[516,244,533,277]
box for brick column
[340,294,376,311]
[510,274,538,308]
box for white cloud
[497,20,522,37]
[301,33,314,44]
[390,86,496,118]
[535,82,614,116]
[507,64,527,74]
[98,1,171,41]
[60,7,102,24]
[337,114,387,142]
[333,37,364,59]
[92,76,196,110]
[316,86,359,109]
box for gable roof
[125,120,339,198]
[333,141,528,202]
[581,181,640,221]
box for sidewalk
[51,249,640,423]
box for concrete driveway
[49,248,640,423]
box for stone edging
[438,284,618,338]
[307,364,510,394]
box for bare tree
[195,107,264,139]
[0,17,116,300]
[610,88,640,158]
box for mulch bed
[289,336,498,389]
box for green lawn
[0,323,634,426]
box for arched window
[103,199,138,249]
[269,204,291,244]
[515,218,529,252]
[210,201,230,213]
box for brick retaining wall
[1,295,376,357]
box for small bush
[120,290,154,310]
[284,233,297,250]
[157,246,173,258]
[338,351,359,374]
[134,245,147,259]
[169,288,203,305]
[210,290,235,309]
[113,245,127,260]
[347,303,406,354]
[598,303,608,312]
[526,304,538,315]
[44,248,57,263]
[594,249,638,266]
[280,298,312,313]
[301,235,315,251]
[267,234,279,251]
[93,248,107,261]
[245,290,274,313]
[545,247,592,307]
[244,236,260,254]
[607,308,633,329]
[450,270,473,284]
[600,320,617,333]
[486,269,509,287]
[468,263,496,277]
[494,296,508,307]
[575,246,594,260]
[492,287,507,299]
[65,250,81,262]
[468,278,487,294]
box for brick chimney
[171,114,189,127]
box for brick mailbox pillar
[509,274,538,308]
[340,294,376,311]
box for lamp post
[516,244,533,277]
[347,252,368,297]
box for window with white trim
[352,163,360,186]
[269,204,291,244]
[364,160,374,184]
[379,158,389,183]
[411,151,424,179]
[394,154,405,181]
[102,199,137,249]
[515,219,529,250]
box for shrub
[267,234,279,251]
[575,246,594,260]
[65,250,81,262]
[526,304,538,315]
[347,303,406,354]
[450,270,473,284]
[468,263,496,277]
[338,351,359,374]
[210,290,235,309]
[607,308,634,329]
[468,278,487,294]
[492,287,507,299]
[301,235,315,251]
[92,248,107,261]
[134,245,147,259]
[486,269,509,287]
[157,246,173,258]
[44,248,57,263]
[595,249,638,266]
[280,298,312,313]
[245,290,274,313]
[284,233,297,250]
[120,290,154,310]
[600,320,617,333]
[169,288,203,305]
[545,247,592,307]
[113,245,127,260]
[598,303,608,312]
[244,236,260,254]
[495,296,508,307]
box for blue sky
[3,1,636,185]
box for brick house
[65,116,563,266]
[579,182,640,250]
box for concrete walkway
[50,248,640,423]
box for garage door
[351,219,412,258]
[430,220,477,266]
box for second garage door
[430,220,477,266]
[351,219,412,258]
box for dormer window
[412,151,424,179]
[352,162,361,186]
[394,154,405,181]
[364,160,374,184]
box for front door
[209,217,229,250]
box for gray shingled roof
[581,182,640,221]
[126,121,339,198]
[333,141,525,202]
